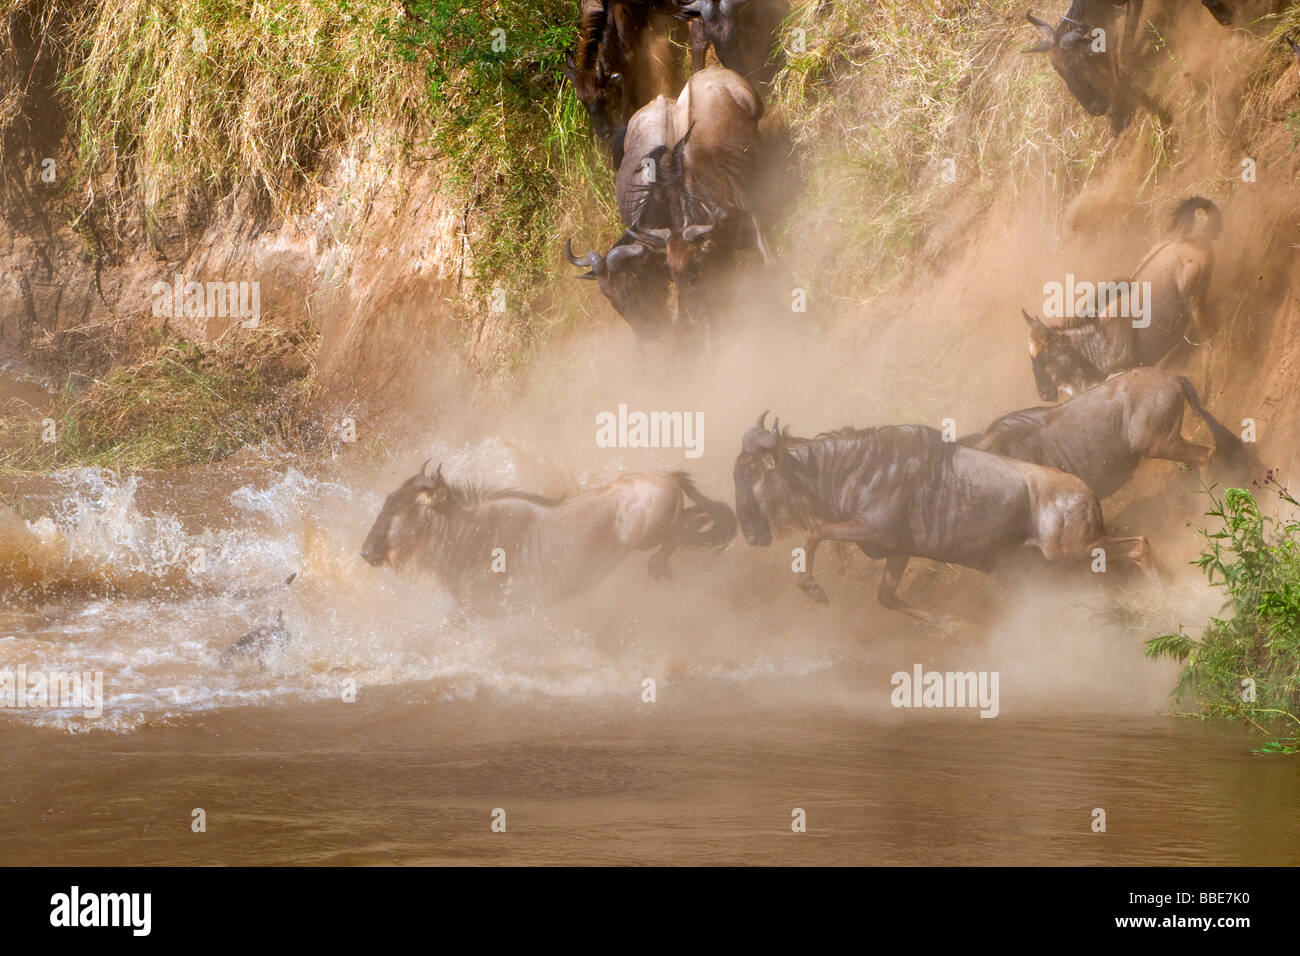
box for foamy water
[0,444,843,733]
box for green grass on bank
[0,330,318,472]
[1146,481,1300,754]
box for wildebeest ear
[1058,28,1087,50]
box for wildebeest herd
[354,2,1292,630]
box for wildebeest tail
[673,472,737,551]
[1170,196,1221,238]
[1178,376,1244,465]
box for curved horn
[756,409,769,430]
[565,238,606,277]
[605,242,652,273]
[1058,27,1086,49]
[682,221,715,244]
[421,458,433,477]
[1022,309,1045,327]
[683,0,719,23]
[434,463,444,484]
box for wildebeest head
[733,409,795,546]
[681,0,756,75]
[628,206,719,325]
[566,235,671,338]
[1023,310,1105,402]
[1025,10,1117,117]
[361,460,451,567]
[566,53,626,143]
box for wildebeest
[1024,1,1169,131]
[678,0,791,91]
[361,461,736,615]
[566,93,677,338]
[733,413,1156,624]
[963,367,1245,500]
[627,66,775,327]
[1024,196,1221,401]
[567,67,773,337]
[566,0,687,151]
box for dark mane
[791,424,959,476]
[486,488,569,507]
[983,407,1052,436]
[443,478,568,510]
[576,5,609,75]
[1051,313,1102,331]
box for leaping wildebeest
[1024,196,1222,401]
[733,414,1157,624]
[628,66,775,328]
[567,66,774,338]
[361,461,736,615]
[566,93,677,338]
[963,367,1246,500]
[1024,1,1169,131]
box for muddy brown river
[1,432,1297,865]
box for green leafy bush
[1146,478,1300,753]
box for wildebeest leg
[799,519,869,604]
[688,18,709,71]
[1091,534,1160,583]
[874,554,941,626]
[1132,84,1170,126]
[1145,429,1213,473]
[648,538,677,580]
[1176,259,1209,343]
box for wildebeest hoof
[799,576,830,604]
